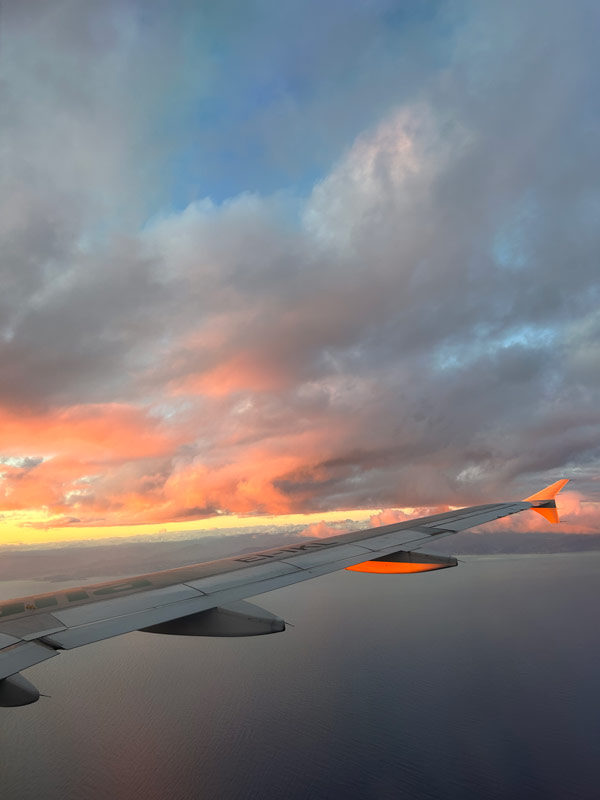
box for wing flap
[183,560,301,593]
[280,543,373,568]
[0,613,66,641]
[0,641,57,681]
[52,583,203,627]
[44,595,214,649]
[0,633,20,649]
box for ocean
[1,552,599,800]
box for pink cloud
[1,394,597,537]
[472,492,600,534]
[299,521,350,539]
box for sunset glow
[1,2,599,548]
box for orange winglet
[524,478,569,502]
[530,506,560,524]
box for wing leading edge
[0,480,569,705]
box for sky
[1,0,599,545]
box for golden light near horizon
[0,507,383,547]
[1,488,595,548]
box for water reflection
[1,553,599,800]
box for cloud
[1,1,599,535]
[474,492,600,535]
[299,522,347,540]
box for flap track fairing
[140,600,285,637]
[346,550,458,574]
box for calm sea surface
[1,552,599,800]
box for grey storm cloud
[0,0,599,525]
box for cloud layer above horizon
[1,0,599,536]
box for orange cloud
[0,403,185,525]
[0,392,597,543]
[0,404,178,461]
[0,398,346,529]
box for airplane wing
[0,479,569,705]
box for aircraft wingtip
[524,478,570,503]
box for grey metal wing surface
[0,480,568,705]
